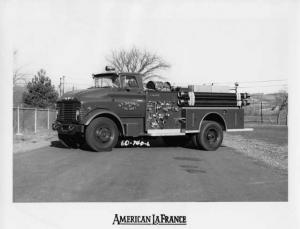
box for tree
[13,50,30,86]
[23,69,58,108]
[106,47,170,81]
[272,90,288,125]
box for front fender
[82,109,125,135]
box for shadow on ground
[50,140,66,148]
[50,136,229,153]
[50,140,94,152]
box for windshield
[94,76,120,88]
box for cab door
[110,74,146,136]
[111,74,146,118]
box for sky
[8,0,296,93]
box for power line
[213,79,287,85]
[239,84,288,88]
[239,79,287,84]
[64,82,92,86]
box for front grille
[56,101,80,123]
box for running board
[226,128,253,132]
[147,128,253,136]
[147,129,185,136]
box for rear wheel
[191,134,200,148]
[194,121,223,151]
[85,117,119,152]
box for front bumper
[52,121,84,135]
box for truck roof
[92,72,143,78]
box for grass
[224,123,288,170]
[230,123,288,145]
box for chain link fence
[244,101,288,125]
[13,107,57,134]
[13,101,287,135]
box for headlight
[56,109,59,118]
[76,109,80,121]
[63,96,74,100]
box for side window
[121,75,139,88]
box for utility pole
[260,101,263,124]
[252,99,255,115]
[62,75,65,95]
[59,77,62,97]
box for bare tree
[272,90,288,125]
[106,47,170,81]
[13,50,30,86]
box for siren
[105,66,115,72]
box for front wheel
[85,117,119,152]
[194,121,223,151]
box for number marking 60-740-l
[120,140,150,147]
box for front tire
[85,117,119,152]
[194,121,223,151]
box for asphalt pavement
[13,139,288,202]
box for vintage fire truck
[52,67,251,151]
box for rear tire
[85,117,119,152]
[191,134,200,148]
[194,121,223,151]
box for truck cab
[53,69,251,152]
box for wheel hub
[207,129,218,143]
[96,128,112,142]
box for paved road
[13,139,287,202]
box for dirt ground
[13,130,57,153]
[224,124,288,170]
[230,123,288,145]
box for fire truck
[52,67,252,151]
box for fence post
[16,106,22,136]
[260,101,263,124]
[34,108,37,133]
[47,108,50,129]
